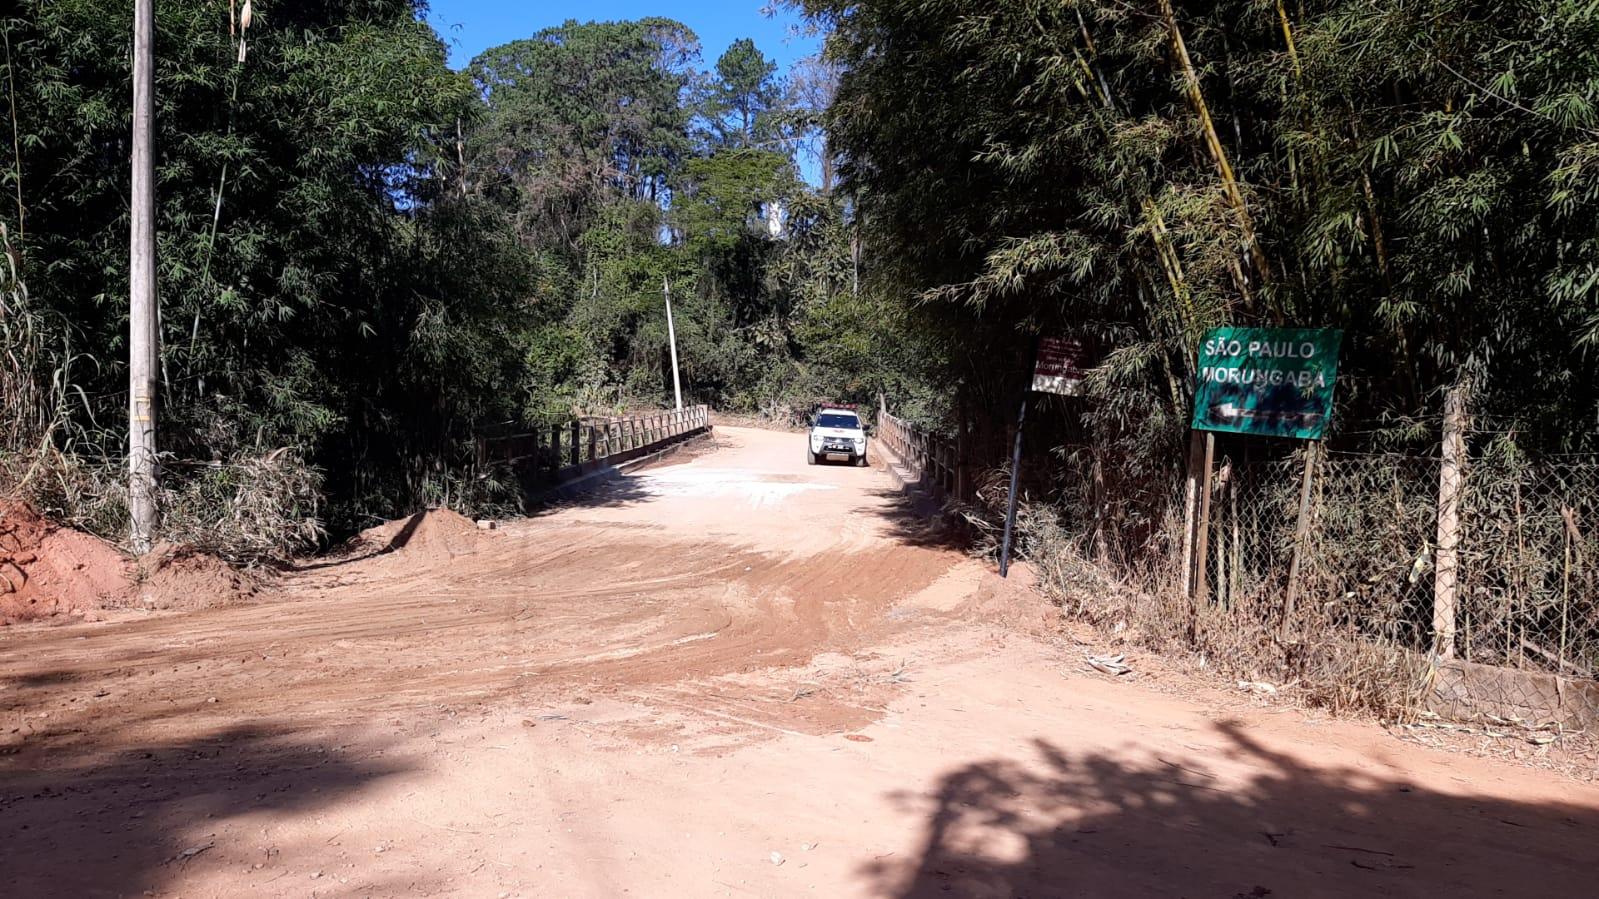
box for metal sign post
[998,394,1028,578]
[999,338,1088,578]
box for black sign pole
[999,337,1044,578]
[998,393,1028,578]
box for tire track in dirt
[2,428,986,759]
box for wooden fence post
[587,425,597,463]
[1434,384,1468,658]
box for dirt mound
[2,502,262,624]
[131,542,261,611]
[1,502,130,624]
[354,508,480,561]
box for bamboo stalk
[1276,0,1303,80]
[1156,0,1272,296]
[1144,197,1197,342]
[1074,8,1116,112]
[2,23,23,245]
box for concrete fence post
[1434,384,1469,658]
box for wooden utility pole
[1433,385,1468,658]
[128,0,159,554]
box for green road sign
[1192,327,1343,440]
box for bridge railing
[877,408,966,500]
[476,405,711,485]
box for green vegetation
[796,0,1599,532]
[0,4,910,546]
[6,0,1599,555]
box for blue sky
[424,1,821,73]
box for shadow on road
[530,470,658,518]
[865,486,972,551]
[0,724,418,897]
[866,720,1599,898]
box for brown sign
[1031,337,1087,396]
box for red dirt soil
[0,502,257,624]
[0,501,128,623]
[3,428,1599,898]
[352,506,480,561]
[132,541,260,612]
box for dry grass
[2,226,325,565]
[992,497,1430,722]
[2,445,325,565]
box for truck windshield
[816,413,860,429]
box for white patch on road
[635,467,836,508]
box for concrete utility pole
[129,0,159,553]
[663,278,683,411]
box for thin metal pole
[998,395,1029,578]
[664,278,683,411]
[129,0,159,554]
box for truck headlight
[854,437,866,449]
[810,434,823,449]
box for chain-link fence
[1458,455,1599,677]
[1183,440,1599,724]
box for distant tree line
[0,2,925,536]
[11,0,1594,544]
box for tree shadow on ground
[866,719,1599,898]
[0,724,421,897]
[528,470,658,518]
[523,432,728,519]
[864,486,973,551]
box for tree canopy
[797,0,1599,460]
[7,1,1596,548]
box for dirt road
[4,426,1598,897]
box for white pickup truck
[806,407,868,467]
